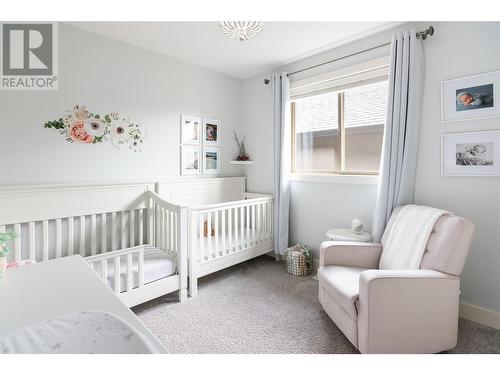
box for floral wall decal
[43,105,146,152]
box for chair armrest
[357,270,460,353]
[319,241,383,269]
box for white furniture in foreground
[0,255,165,353]
[325,228,371,242]
[318,206,475,353]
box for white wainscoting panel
[156,177,246,207]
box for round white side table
[325,228,371,242]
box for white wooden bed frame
[0,177,273,302]
[0,182,188,307]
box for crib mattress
[195,229,271,261]
[0,311,159,354]
[92,248,177,293]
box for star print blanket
[0,311,159,354]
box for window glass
[294,91,340,172]
[343,81,388,173]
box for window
[291,61,389,176]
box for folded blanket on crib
[379,204,449,270]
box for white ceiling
[68,22,397,80]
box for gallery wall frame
[202,118,221,146]
[441,130,500,177]
[202,146,220,175]
[441,71,500,123]
[181,115,202,145]
[180,145,201,175]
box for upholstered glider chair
[318,206,475,354]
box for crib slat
[166,209,170,253]
[221,209,226,254]
[121,211,127,250]
[147,198,154,246]
[252,204,256,245]
[154,205,159,248]
[68,217,74,256]
[207,211,212,257]
[101,213,107,254]
[159,207,164,251]
[138,250,144,288]
[165,208,169,252]
[126,253,133,292]
[42,220,49,261]
[256,204,261,244]
[138,209,144,246]
[215,210,219,255]
[246,204,250,243]
[79,216,86,257]
[111,212,117,251]
[114,256,121,295]
[14,223,21,263]
[90,215,97,256]
[263,203,268,240]
[199,214,204,260]
[234,207,239,251]
[170,211,174,253]
[174,212,178,255]
[228,208,232,253]
[240,206,245,249]
[55,218,62,259]
[129,209,135,247]
[28,222,35,260]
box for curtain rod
[264,25,434,84]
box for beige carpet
[133,256,500,354]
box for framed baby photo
[441,130,500,177]
[180,145,201,175]
[441,71,500,123]
[181,115,201,145]
[203,118,220,146]
[202,147,220,175]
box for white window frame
[290,56,389,182]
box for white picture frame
[441,71,500,123]
[181,115,201,145]
[180,145,201,175]
[202,118,220,146]
[202,147,220,175]
[441,130,500,177]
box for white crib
[156,178,274,297]
[0,183,188,307]
[1,178,274,302]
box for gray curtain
[273,73,291,257]
[372,30,425,242]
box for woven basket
[284,244,312,277]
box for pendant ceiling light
[218,21,264,41]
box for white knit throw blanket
[379,205,449,270]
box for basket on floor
[283,244,312,277]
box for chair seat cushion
[318,265,366,319]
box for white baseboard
[459,302,500,330]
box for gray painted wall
[242,21,500,312]
[0,23,244,185]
